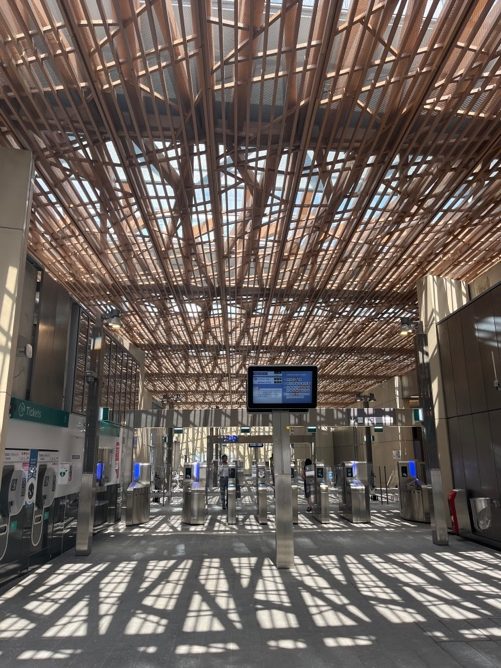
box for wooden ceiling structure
[0,0,500,408]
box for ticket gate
[313,462,329,523]
[257,482,267,524]
[227,480,236,524]
[397,460,430,523]
[256,462,266,490]
[182,481,206,525]
[291,464,298,524]
[182,462,207,524]
[339,462,371,523]
[126,463,151,526]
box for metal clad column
[76,316,106,555]
[415,323,448,546]
[273,411,293,568]
[0,148,33,473]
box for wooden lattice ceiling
[0,0,500,408]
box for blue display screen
[247,366,317,411]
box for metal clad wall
[489,410,501,491]
[438,282,501,546]
[463,298,488,414]
[437,321,457,417]
[447,417,465,488]
[478,291,501,412]
[452,314,471,416]
[472,412,496,495]
[11,262,37,399]
[30,273,72,409]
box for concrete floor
[0,486,500,667]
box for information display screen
[247,366,317,411]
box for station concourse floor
[1,485,501,668]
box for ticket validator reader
[313,462,329,523]
[397,460,430,523]
[339,461,371,523]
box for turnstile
[342,480,370,522]
[257,483,267,524]
[291,483,298,524]
[126,481,150,525]
[339,462,371,523]
[227,481,236,524]
[313,462,329,523]
[182,480,206,525]
[397,460,430,523]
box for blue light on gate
[133,462,141,481]
[408,460,417,478]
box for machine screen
[247,366,317,410]
[346,467,353,478]
[401,466,408,478]
[317,469,324,478]
[11,478,17,491]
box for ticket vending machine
[31,465,57,547]
[397,460,430,522]
[1,466,27,557]
[339,462,370,523]
[1,466,26,519]
[313,462,329,523]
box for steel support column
[76,317,105,556]
[273,411,294,568]
[415,322,448,546]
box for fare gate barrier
[291,483,298,524]
[313,462,329,523]
[182,481,191,524]
[339,462,371,523]
[227,481,236,524]
[397,460,430,523]
[126,482,150,525]
[182,480,206,525]
[257,483,267,524]
[190,483,206,525]
[342,480,370,523]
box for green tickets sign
[10,398,69,428]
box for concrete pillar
[417,275,470,498]
[0,148,34,473]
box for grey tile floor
[0,486,500,667]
